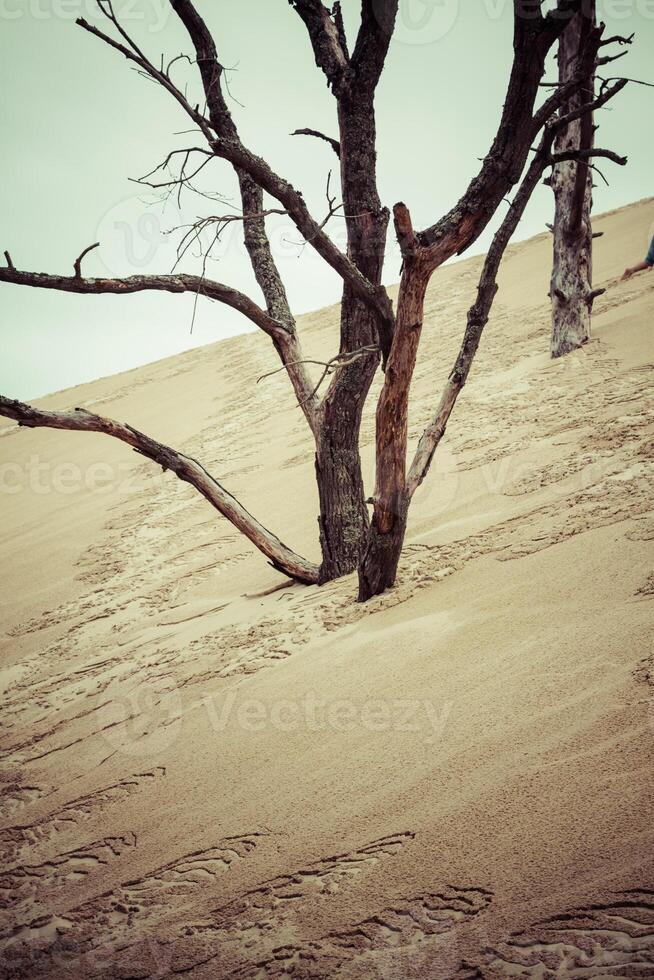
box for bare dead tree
[550,3,597,358]
[548,2,631,357]
[0,0,629,600]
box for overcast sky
[1,0,652,399]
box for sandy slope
[0,199,653,979]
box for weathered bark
[294,5,397,583]
[550,3,598,358]
[358,206,428,600]
[0,397,319,585]
[315,411,372,584]
[358,502,408,600]
[315,293,381,582]
[316,90,390,582]
[173,0,396,584]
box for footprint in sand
[0,832,137,919]
[0,767,166,866]
[228,884,493,979]
[0,833,267,978]
[139,832,418,977]
[478,889,654,978]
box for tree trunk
[358,228,429,601]
[315,363,374,583]
[358,498,408,600]
[316,90,389,583]
[357,137,557,601]
[316,283,385,583]
[550,4,597,358]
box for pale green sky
[1,0,653,398]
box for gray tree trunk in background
[550,2,601,358]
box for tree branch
[550,147,627,166]
[74,242,100,278]
[291,127,341,158]
[76,16,214,141]
[287,0,350,93]
[551,77,629,133]
[378,49,628,514]
[202,136,394,333]
[416,0,585,268]
[163,0,393,380]
[350,0,399,90]
[0,261,288,340]
[406,79,627,498]
[290,0,398,390]
[598,32,634,47]
[77,1,392,341]
[406,149,550,499]
[77,2,335,433]
[0,396,319,585]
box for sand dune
[0,198,653,978]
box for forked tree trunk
[550,4,598,358]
